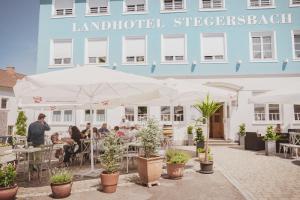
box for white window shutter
[54,40,72,58]
[55,0,73,9]
[126,0,145,5]
[202,34,225,56]
[164,35,185,56]
[125,37,145,57]
[89,0,108,7]
[88,39,107,57]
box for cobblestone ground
[212,146,300,200]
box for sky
[0,0,39,75]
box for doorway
[209,104,224,139]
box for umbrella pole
[90,105,95,171]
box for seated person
[63,126,82,165]
[125,126,138,141]
[50,132,63,159]
[87,127,100,139]
[81,122,91,139]
[114,126,125,137]
[98,123,110,137]
[119,117,131,129]
[275,124,281,134]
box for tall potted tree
[100,132,123,193]
[193,95,221,174]
[238,123,246,146]
[15,111,27,136]
[137,119,163,187]
[195,127,205,157]
[264,125,280,156]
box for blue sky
[0,0,39,75]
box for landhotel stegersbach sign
[73,13,292,32]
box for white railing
[174,114,184,121]
[161,114,171,121]
[255,113,265,121]
[269,113,280,121]
[295,113,300,121]
[126,4,145,12]
[203,0,223,8]
[250,0,272,7]
[125,114,134,122]
[164,1,183,10]
[292,0,300,4]
[90,7,108,14]
[56,9,73,16]
[138,114,148,121]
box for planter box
[239,135,245,146]
[265,141,276,156]
[137,156,163,187]
[187,134,194,146]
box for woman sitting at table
[62,126,82,165]
[114,126,125,137]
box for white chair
[123,143,139,173]
[280,132,300,159]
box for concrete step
[208,139,239,146]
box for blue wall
[36,0,300,76]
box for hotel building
[34,0,300,143]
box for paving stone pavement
[211,146,300,200]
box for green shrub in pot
[50,168,73,199]
[165,149,190,179]
[0,163,18,200]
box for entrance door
[209,104,224,139]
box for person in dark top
[63,126,82,165]
[98,123,109,137]
[27,113,50,147]
[81,122,91,139]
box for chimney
[6,66,15,75]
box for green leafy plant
[238,123,246,136]
[15,111,27,136]
[0,163,17,188]
[197,147,211,154]
[194,127,205,143]
[100,132,123,174]
[138,119,162,158]
[194,95,221,163]
[187,125,193,135]
[263,125,281,141]
[50,168,73,185]
[165,149,190,164]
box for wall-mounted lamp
[152,61,157,66]
[192,61,197,65]
[283,59,289,64]
[112,62,117,70]
[237,60,242,64]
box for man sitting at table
[27,113,50,147]
[81,122,91,139]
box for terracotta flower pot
[100,172,119,193]
[166,163,185,179]
[50,182,72,198]
[200,161,214,174]
[0,184,18,200]
[137,156,163,187]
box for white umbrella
[14,66,174,174]
[249,88,300,104]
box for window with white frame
[123,36,146,64]
[52,110,73,123]
[292,30,300,60]
[174,106,184,121]
[125,107,135,121]
[254,104,280,121]
[200,0,224,9]
[250,32,276,61]
[86,38,108,64]
[162,34,186,63]
[162,0,185,11]
[201,33,227,62]
[290,0,300,6]
[161,106,171,121]
[124,0,146,13]
[85,110,93,122]
[138,106,148,121]
[87,0,109,14]
[248,0,274,8]
[294,105,300,121]
[51,39,73,65]
[1,98,8,109]
[96,109,106,122]
[53,0,74,16]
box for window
[87,0,109,15]
[85,110,93,122]
[200,0,224,10]
[174,106,184,121]
[292,30,300,60]
[250,32,276,61]
[254,104,280,121]
[84,109,105,122]
[51,39,73,65]
[162,0,185,11]
[86,38,108,65]
[138,106,148,121]
[248,0,274,8]
[294,105,300,121]
[1,98,8,109]
[123,36,146,64]
[201,33,227,62]
[290,0,300,6]
[162,34,186,63]
[161,106,171,121]
[96,110,105,122]
[125,107,135,121]
[53,0,74,16]
[124,0,147,13]
[52,110,73,123]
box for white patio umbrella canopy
[249,88,300,104]
[13,66,173,173]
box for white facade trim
[84,37,110,66]
[198,0,226,11]
[122,35,148,65]
[160,0,187,13]
[289,0,300,7]
[291,30,300,61]
[51,0,75,18]
[122,0,148,15]
[85,0,111,16]
[49,38,74,67]
[247,0,276,9]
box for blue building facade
[36,0,300,77]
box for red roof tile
[0,67,25,88]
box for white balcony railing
[138,114,148,121]
[161,114,171,121]
[295,113,300,121]
[255,113,266,121]
[56,9,73,16]
[269,113,280,121]
[164,1,183,10]
[90,7,108,14]
[125,114,134,122]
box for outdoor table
[0,149,16,165]
[12,147,42,181]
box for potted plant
[100,132,123,193]
[165,149,190,179]
[187,125,194,146]
[195,127,205,156]
[193,95,221,174]
[137,119,163,187]
[197,147,210,162]
[263,125,280,156]
[50,168,73,198]
[15,111,27,136]
[0,163,18,200]
[238,123,246,146]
